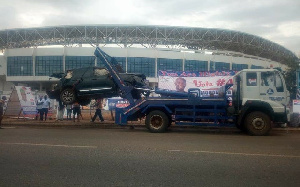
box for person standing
[66,104,72,120]
[91,99,105,122]
[56,100,65,121]
[36,95,44,121]
[41,95,51,121]
[0,96,7,129]
[72,101,81,122]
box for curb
[2,120,300,133]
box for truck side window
[246,72,257,86]
[261,72,273,86]
[275,72,284,92]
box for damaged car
[47,66,150,105]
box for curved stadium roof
[0,25,297,65]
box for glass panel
[232,63,248,71]
[128,57,155,77]
[185,60,208,71]
[261,72,274,87]
[251,65,264,69]
[158,58,182,71]
[66,56,95,70]
[210,61,230,71]
[97,57,126,73]
[7,56,33,76]
[35,56,63,76]
[275,72,284,92]
[246,72,257,86]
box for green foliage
[283,57,300,100]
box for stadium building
[0,25,298,97]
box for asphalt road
[0,127,299,187]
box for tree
[283,57,299,100]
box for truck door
[243,72,259,103]
[260,71,287,105]
[260,71,273,101]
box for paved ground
[1,117,300,135]
[0,127,299,186]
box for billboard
[15,86,37,116]
[158,70,236,97]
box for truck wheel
[245,111,271,136]
[60,88,76,104]
[145,110,169,133]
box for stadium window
[35,56,63,76]
[7,56,33,76]
[157,58,183,71]
[127,57,155,77]
[210,61,230,71]
[251,65,264,69]
[232,63,248,71]
[66,56,95,70]
[97,57,126,72]
[185,60,208,71]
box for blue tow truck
[95,47,290,136]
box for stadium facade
[0,25,298,96]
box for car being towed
[46,66,150,105]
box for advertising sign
[15,86,37,117]
[107,97,130,110]
[293,100,300,113]
[158,70,236,97]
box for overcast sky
[0,0,299,55]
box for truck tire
[245,111,271,136]
[289,113,300,127]
[60,88,76,104]
[145,110,169,133]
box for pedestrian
[36,95,44,121]
[0,96,7,129]
[72,101,81,122]
[56,100,65,121]
[91,98,105,122]
[66,104,72,120]
[41,95,51,121]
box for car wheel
[245,111,271,136]
[60,88,76,104]
[145,110,169,133]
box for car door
[76,67,95,95]
[90,68,115,95]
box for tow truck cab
[232,69,290,127]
